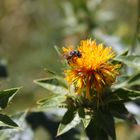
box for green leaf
[44,68,56,75]
[119,49,129,56]
[54,45,62,57]
[109,103,137,124]
[113,72,140,89]
[62,108,76,124]
[104,94,120,105]
[86,120,109,140]
[0,87,21,109]
[114,88,140,100]
[78,108,85,118]
[57,113,81,136]
[37,94,65,111]
[0,112,29,139]
[114,55,140,69]
[0,114,18,128]
[34,77,68,95]
[82,115,91,128]
[78,107,85,118]
[94,109,116,140]
[126,72,140,87]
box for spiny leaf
[54,45,62,57]
[0,112,29,139]
[0,114,18,128]
[126,72,140,87]
[57,113,81,136]
[44,68,56,75]
[37,94,65,111]
[118,49,129,56]
[82,115,91,128]
[114,55,140,69]
[62,108,76,124]
[114,88,140,100]
[113,72,140,89]
[0,87,21,109]
[34,77,68,95]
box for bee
[64,50,82,64]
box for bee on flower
[63,39,121,101]
[63,48,82,65]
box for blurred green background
[0,0,139,139]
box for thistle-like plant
[35,39,140,140]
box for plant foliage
[0,87,21,129]
[35,50,140,140]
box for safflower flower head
[63,39,121,100]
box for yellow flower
[63,39,121,100]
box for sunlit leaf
[113,72,140,89]
[82,115,91,128]
[118,49,129,56]
[37,94,65,111]
[34,77,68,95]
[57,113,81,136]
[112,71,140,89]
[114,55,140,69]
[126,72,140,87]
[0,112,33,140]
[0,87,21,109]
